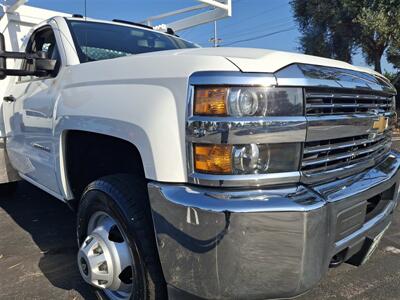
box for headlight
[193,143,301,175]
[194,86,303,117]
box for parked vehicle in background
[0,4,398,300]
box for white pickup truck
[0,4,399,300]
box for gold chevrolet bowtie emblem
[372,116,388,133]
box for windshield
[67,20,198,63]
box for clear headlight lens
[194,86,303,117]
[193,143,301,175]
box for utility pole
[209,21,222,47]
[213,21,218,47]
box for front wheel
[76,174,167,300]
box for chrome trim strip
[189,71,277,86]
[306,103,390,109]
[186,116,306,144]
[306,92,392,100]
[275,64,397,95]
[306,112,396,141]
[188,171,301,187]
[32,142,52,153]
[149,182,322,213]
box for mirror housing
[36,56,57,73]
[0,33,57,79]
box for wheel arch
[56,119,155,205]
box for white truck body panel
[0,5,68,185]
[157,47,381,76]
[0,5,69,118]
[53,52,238,198]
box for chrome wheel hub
[78,212,133,300]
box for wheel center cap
[77,234,115,289]
[78,213,134,297]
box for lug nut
[98,261,108,272]
[93,245,103,255]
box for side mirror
[34,51,56,75]
[0,33,57,79]
[36,58,57,74]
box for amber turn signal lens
[194,144,232,174]
[194,87,228,116]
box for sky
[26,0,394,73]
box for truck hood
[158,47,381,76]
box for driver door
[3,25,62,195]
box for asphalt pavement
[1,142,400,300]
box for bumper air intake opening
[329,248,348,268]
[365,184,395,222]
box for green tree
[387,42,400,69]
[291,0,400,73]
[383,70,398,82]
[291,0,357,63]
[354,1,400,72]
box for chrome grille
[302,132,392,175]
[305,89,393,115]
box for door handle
[3,95,16,102]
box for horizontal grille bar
[307,92,390,100]
[305,89,393,115]
[303,133,388,155]
[302,132,392,176]
[306,103,390,110]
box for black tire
[77,174,167,300]
[0,181,19,195]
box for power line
[193,23,295,46]
[222,20,294,41]
[188,18,293,44]
[219,3,287,26]
[222,26,296,46]
[222,17,293,39]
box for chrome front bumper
[148,151,400,300]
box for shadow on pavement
[0,181,96,299]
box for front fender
[53,82,187,201]
[53,53,239,199]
